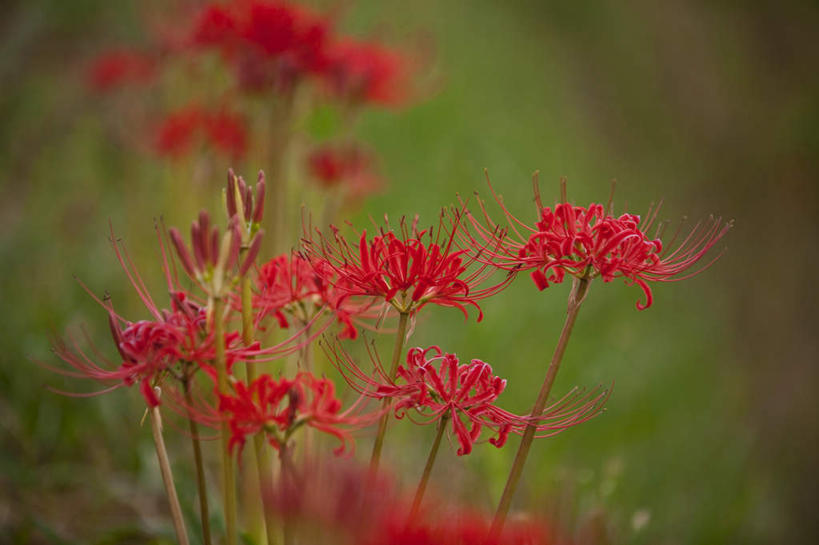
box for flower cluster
[188,1,411,105]
[333,344,610,456]
[218,372,377,455]
[308,144,382,198]
[254,253,371,339]
[460,182,731,308]
[154,105,248,160]
[265,457,557,545]
[303,212,510,319]
[189,1,332,93]
[48,167,729,544]
[50,224,265,409]
[86,49,156,92]
[86,0,417,182]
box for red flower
[303,212,510,320]
[307,144,382,198]
[460,181,731,309]
[330,344,610,456]
[261,457,560,545]
[48,222,272,408]
[190,4,238,48]
[204,109,248,159]
[154,106,205,158]
[324,39,410,106]
[255,253,377,339]
[188,1,332,92]
[155,105,248,160]
[217,372,378,455]
[86,49,156,92]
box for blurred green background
[2,1,817,543]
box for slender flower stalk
[491,276,590,537]
[149,388,190,545]
[213,296,239,545]
[409,413,449,519]
[278,443,296,545]
[240,259,278,545]
[183,375,212,545]
[369,310,409,472]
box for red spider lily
[50,261,255,411]
[217,371,379,455]
[303,211,510,320]
[324,39,410,106]
[190,4,238,49]
[330,344,610,456]
[255,252,380,339]
[188,1,331,92]
[377,508,553,545]
[204,109,248,159]
[48,218,301,408]
[154,106,204,158]
[459,179,731,309]
[307,144,383,198]
[155,105,249,160]
[86,49,156,92]
[263,457,560,545]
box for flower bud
[169,227,197,278]
[226,168,238,218]
[253,170,266,224]
[239,230,263,277]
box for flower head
[154,105,248,160]
[307,144,382,199]
[460,175,732,309]
[86,49,156,92]
[323,38,411,106]
[217,372,378,455]
[188,1,332,92]
[254,252,367,339]
[48,226,258,408]
[303,211,510,320]
[330,343,610,456]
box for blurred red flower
[324,39,410,106]
[154,105,248,160]
[87,49,156,92]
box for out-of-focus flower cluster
[85,0,422,207]
[267,457,564,545]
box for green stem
[184,377,212,545]
[369,311,410,473]
[214,297,238,545]
[240,274,278,545]
[150,400,190,545]
[490,277,591,538]
[279,444,295,545]
[300,323,315,462]
[409,414,449,519]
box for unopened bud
[226,169,238,218]
[198,210,211,261]
[244,184,253,221]
[169,227,197,277]
[239,230,264,277]
[253,171,266,224]
[209,228,220,268]
[226,217,242,272]
[190,221,206,271]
